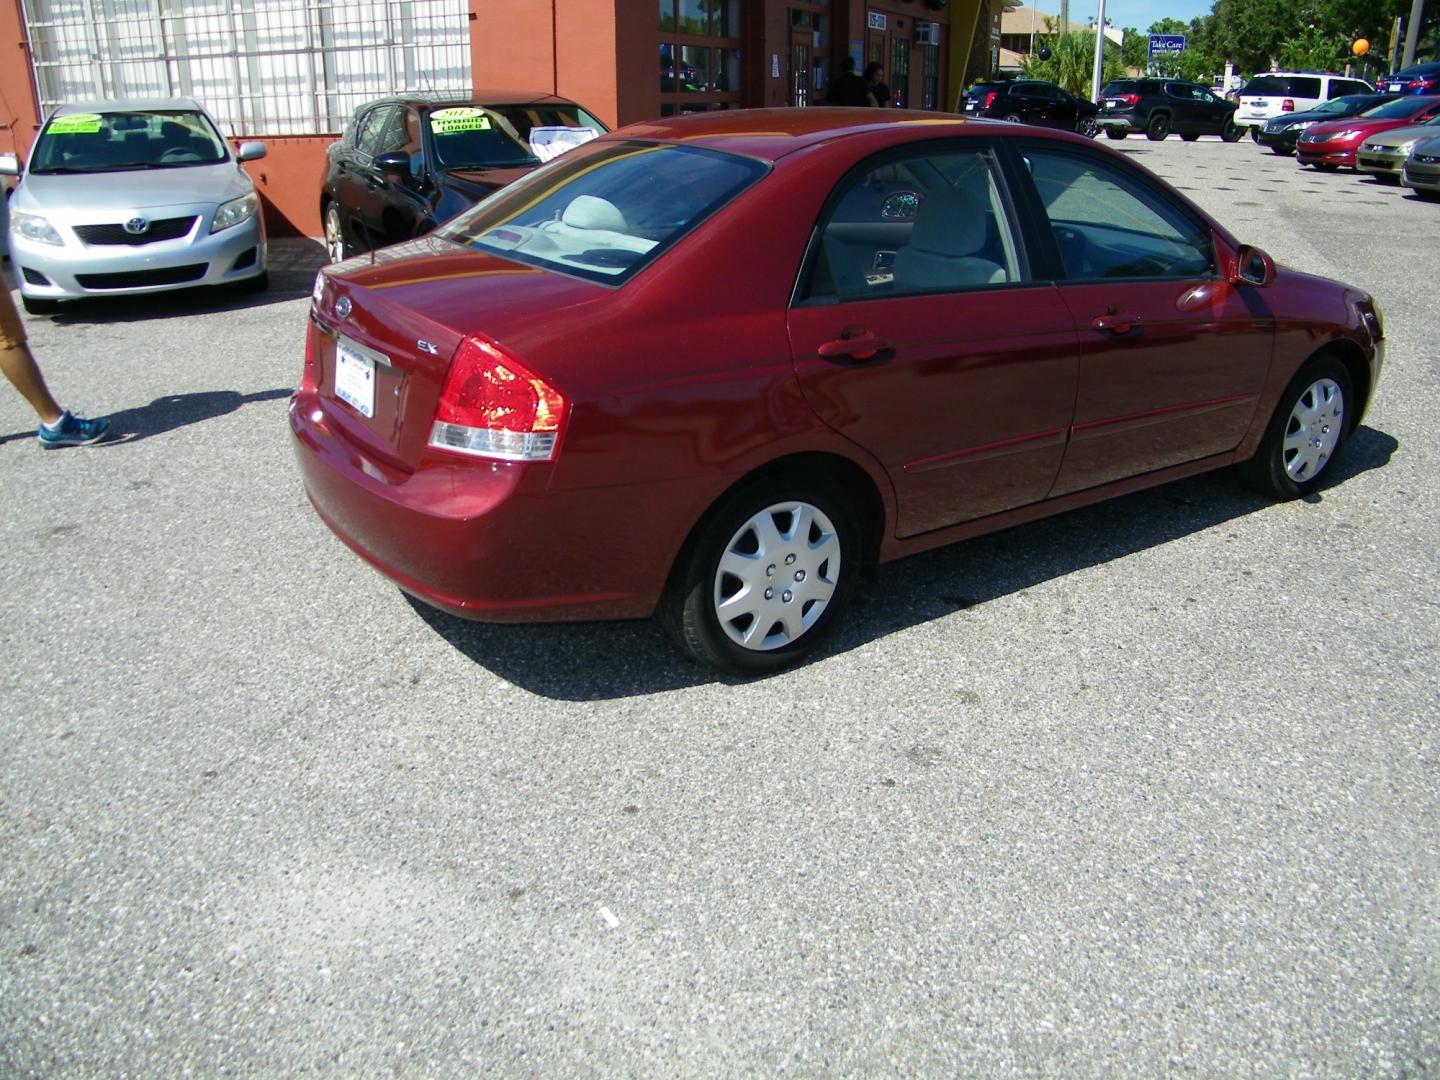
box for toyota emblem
[123,217,149,235]
[335,296,352,319]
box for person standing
[864,62,892,108]
[0,286,110,447]
[826,56,873,107]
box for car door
[1163,82,1199,132]
[353,105,431,249]
[332,105,392,249]
[788,143,1080,538]
[1014,143,1274,496]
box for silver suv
[1235,72,1374,139]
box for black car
[1096,78,1242,141]
[959,75,1021,113]
[1255,93,1399,154]
[320,93,607,261]
[976,79,1099,136]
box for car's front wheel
[1221,118,1243,142]
[323,203,349,263]
[663,474,859,674]
[1146,114,1171,140]
[1104,128,1128,140]
[1240,356,1354,499]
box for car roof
[353,91,582,112]
[50,98,207,115]
[609,107,1067,163]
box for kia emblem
[336,296,352,318]
[123,217,149,235]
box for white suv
[1235,72,1374,139]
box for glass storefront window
[659,0,674,32]
[680,0,706,35]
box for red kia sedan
[1296,94,1440,168]
[291,109,1385,674]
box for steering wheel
[159,147,196,163]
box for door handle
[1091,313,1141,335]
[817,333,893,361]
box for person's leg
[0,340,64,426]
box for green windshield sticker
[430,107,491,135]
[49,113,103,135]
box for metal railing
[20,0,472,136]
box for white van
[1235,72,1374,139]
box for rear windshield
[428,103,606,169]
[438,141,767,285]
[1242,76,1321,98]
[1101,81,1155,94]
[29,110,228,173]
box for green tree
[1023,31,1127,97]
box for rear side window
[1023,149,1213,280]
[799,146,1022,304]
[1244,76,1320,98]
[439,141,765,285]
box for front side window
[1023,149,1213,280]
[29,109,227,173]
[438,141,765,285]
[800,146,1022,304]
[354,106,396,157]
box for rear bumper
[289,391,694,623]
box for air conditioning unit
[916,21,940,45]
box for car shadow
[409,424,1398,701]
[0,386,293,447]
[29,238,326,325]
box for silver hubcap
[1282,377,1344,482]
[713,501,841,652]
[325,208,344,262]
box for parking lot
[2,135,1437,1076]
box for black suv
[320,93,607,261]
[1096,79,1242,141]
[971,79,1099,136]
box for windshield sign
[429,103,605,170]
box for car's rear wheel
[1146,114,1170,140]
[323,203,349,263]
[1240,356,1354,499]
[1250,128,1261,143]
[1077,116,1099,138]
[20,296,59,315]
[1180,132,1200,142]
[1221,118,1243,142]
[1001,112,1024,124]
[1104,128,1127,140]
[663,474,859,675]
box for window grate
[19,0,472,137]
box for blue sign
[1148,34,1186,57]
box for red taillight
[984,91,997,108]
[1120,93,1141,105]
[429,336,566,462]
[1282,98,1295,111]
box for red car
[292,109,1385,674]
[1296,95,1440,169]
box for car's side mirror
[1231,244,1276,287]
[372,150,411,177]
[236,141,267,162]
[0,152,20,177]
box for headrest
[909,191,987,258]
[562,195,627,231]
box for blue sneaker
[37,410,111,448]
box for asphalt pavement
[2,136,1437,1076]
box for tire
[1104,128,1128,140]
[1270,146,1294,156]
[1146,113,1170,140]
[1221,118,1243,143]
[323,203,349,263]
[1239,356,1354,499]
[1180,133,1199,142]
[1001,112,1024,124]
[662,474,860,675]
[1250,128,1261,143]
[1077,116,1099,138]
[20,295,59,315]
